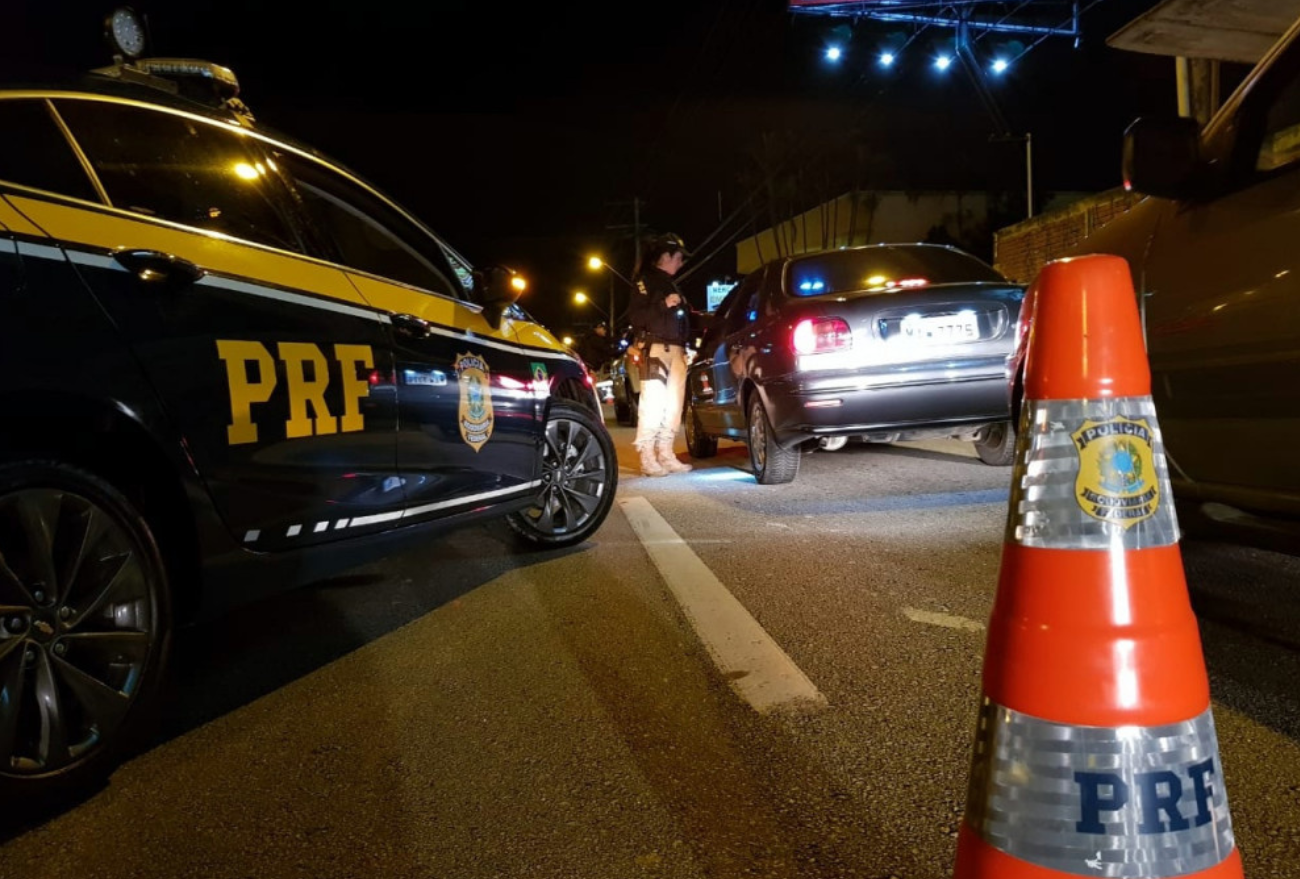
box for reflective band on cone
[953,255,1243,879]
[962,701,1234,878]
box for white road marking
[619,496,828,715]
[902,607,986,632]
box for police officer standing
[628,233,693,477]
[577,323,614,372]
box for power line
[681,1,1119,282]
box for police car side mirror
[472,265,525,329]
[1123,116,1203,200]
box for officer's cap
[647,233,691,259]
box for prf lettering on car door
[216,341,374,445]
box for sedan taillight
[792,317,852,354]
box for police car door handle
[113,250,205,288]
[391,313,430,337]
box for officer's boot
[638,442,667,477]
[656,438,692,473]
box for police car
[0,9,616,810]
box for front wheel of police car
[0,461,172,814]
[507,401,618,548]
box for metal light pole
[587,256,633,333]
[1025,131,1034,219]
[607,271,616,333]
[992,130,1034,220]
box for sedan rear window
[787,246,1006,297]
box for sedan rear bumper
[763,363,1012,446]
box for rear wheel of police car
[747,398,799,485]
[508,401,618,548]
[0,462,171,812]
[973,421,1016,466]
[684,399,716,459]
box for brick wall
[993,188,1143,284]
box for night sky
[7,0,1185,331]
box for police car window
[0,100,98,202]
[436,240,477,296]
[276,154,459,298]
[53,100,303,252]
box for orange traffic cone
[954,255,1243,878]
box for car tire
[684,399,717,459]
[817,436,848,452]
[974,421,1016,466]
[507,401,618,549]
[613,398,632,426]
[747,397,799,484]
[0,461,172,815]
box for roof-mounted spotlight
[879,51,895,67]
[991,58,1010,74]
[934,54,953,72]
[104,6,147,61]
[825,45,843,62]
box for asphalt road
[4,417,1300,878]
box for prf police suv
[0,25,617,809]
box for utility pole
[632,196,642,271]
[957,18,1034,221]
[603,196,644,328]
[604,196,644,269]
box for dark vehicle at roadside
[684,243,1024,484]
[0,27,616,812]
[1012,15,1300,554]
[605,329,642,427]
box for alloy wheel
[511,411,613,544]
[0,487,158,778]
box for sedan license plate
[900,311,978,343]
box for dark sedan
[1009,14,1300,554]
[684,244,1025,483]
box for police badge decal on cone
[953,255,1243,879]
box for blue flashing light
[879,52,895,67]
[934,54,953,71]
[992,58,1009,74]
[798,279,827,294]
[825,45,843,62]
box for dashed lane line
[902,607,986,632]
[619,496,828,715]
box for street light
[586,255,632,287]
[573,290,608,322]
[586,255,632,332]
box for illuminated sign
[706,280,738,312]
